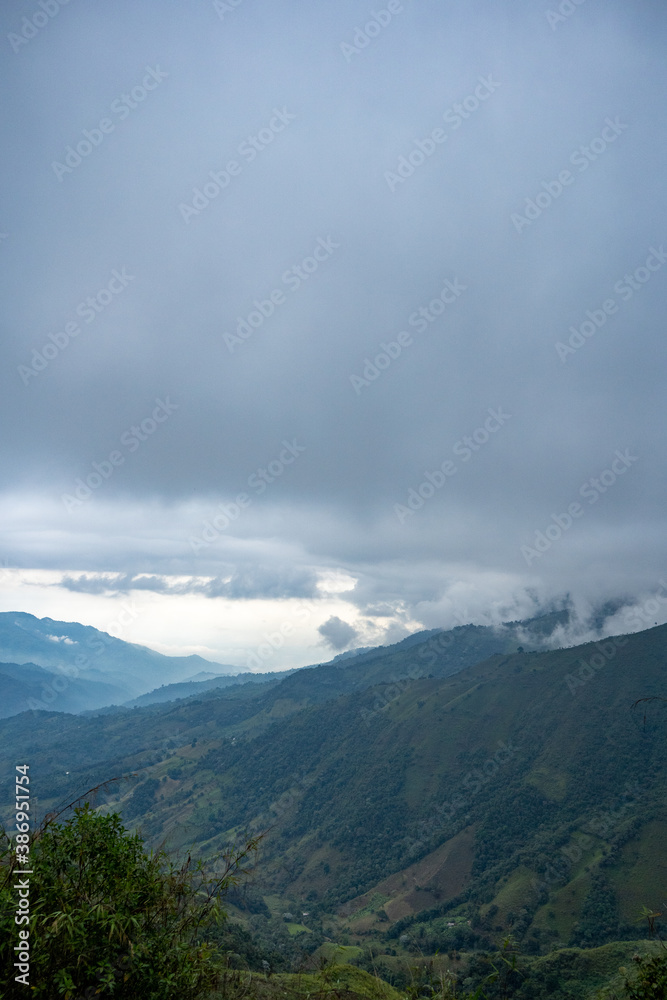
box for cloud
[59,566,320,601]
[60,573,134,596]
[0,0,666,666]
[318,616,359,651]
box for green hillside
[173,625,667,928]
[1,619,666,996]
[0,608,568,800]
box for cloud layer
[1,0,666,666]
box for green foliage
[0,803,259,999]
[618,947,667,1000]
[123,776,160,819]
[570,873,620,947]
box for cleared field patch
[342,825,475,923]
[610,817,667,922]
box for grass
[209,964,403,1000]
[521,939,665,1000]
[486,866,536,923]
[531,871,591,942]
[286,922,312,936]
[610,817,667,922]
[317,943,365,963]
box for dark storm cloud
[60,573,134,596]
[318,616,359,651]
[60,566,320,601]
[1,0,666,628]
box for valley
[1,612,665,997]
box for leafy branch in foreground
[0,798,261,1000]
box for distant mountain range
[121,668,298,709]
[0,606,569,719]
[1,604,666,996]
[0,612,240,715]
[1,600,664,998]
[0,602,611,718]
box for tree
[619,948,667,1000]
[0,801,260,999]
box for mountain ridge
[0,611,241,711]
[1,616,665,993]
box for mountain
[0,605,583,718]
[122,668,298,708]
[0,612,241,711]
[185,671,233,682]
[142,622,666,929]
[115,609,573,717]
[2,609,664,996]
[0,608,570,803]
[0,660,127,718]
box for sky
[1,0,666,675]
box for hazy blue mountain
[185,671,232,682]
[0,660,127,718]
[0,612,241,711]
[123,668,298,708]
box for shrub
[0,802,259,999]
